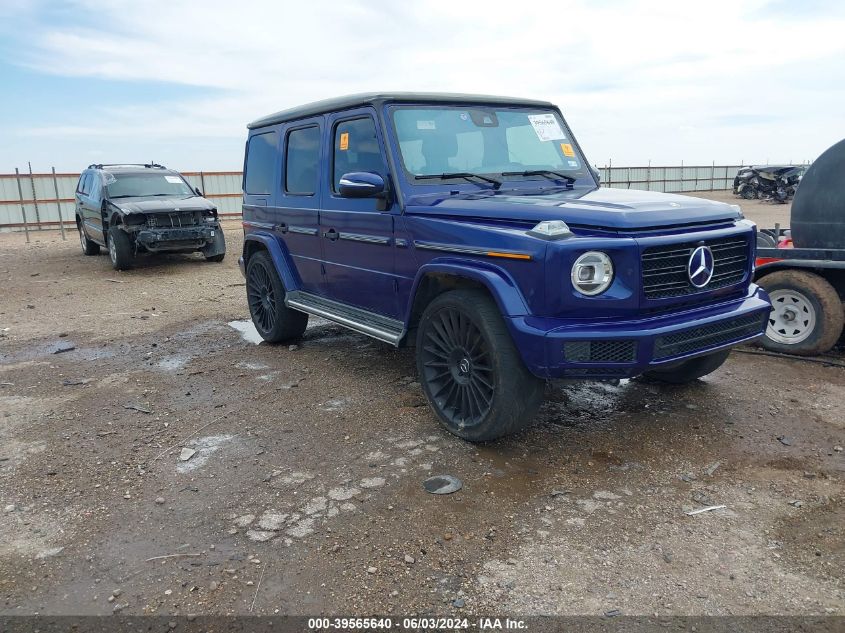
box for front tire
[739,184,757,200]
[757,270,844,356]
[416,289,544,442]
[107,226,133,270]
[245,251,308,343]
[643,349,731,384]
[204,229,226,262]
[78,221,100,256]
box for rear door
[277,119,324,294]
[319,109,399,317]
[76,171,105,244]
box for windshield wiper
[501,170,576,186]
[416,172,501,189]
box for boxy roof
[247,92,554,129]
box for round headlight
[571,251,614,296]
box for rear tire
[107,226,133,270]
[416,289,544,442]
[757,270,844,356]
[643,349,731,384]
[246,251,308,343]
[78,221,100,256]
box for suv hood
[404,186,741,230]
[109,195,215,215]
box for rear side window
[244,131,278,195]
[285,126,320,195]
[77,173,91,195]
[332,117,384,191]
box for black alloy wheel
[416,289,544,441]
[245,251,308,343]
[420,306,495,426]
[247,258,277,334]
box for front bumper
[135,225,218,252]
[508,285,771,379]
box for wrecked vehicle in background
[733,165,801,203]
[75,163,226,270]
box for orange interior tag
[339,132,349,151]
[561,143,575,157]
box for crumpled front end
[124,210,222,253]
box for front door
[319,109,399,317]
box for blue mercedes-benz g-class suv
[239,93,771,441]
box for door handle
[323,228,340,241]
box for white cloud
[2,0,845,169]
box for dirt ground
[1,192,842,618]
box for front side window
[285,126,320,195]
[244,131,278,195]
[105,173,195,199]
[332,117,384,191]
[391,106,591,183]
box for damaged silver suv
[74,163,226,270]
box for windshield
[390,106,592,184]
[105,173,194,198]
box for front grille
[642,236,749,299]
[147,211,201,229]
[564,340,637,363]
[653,313,766,360]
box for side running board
[285,291,405,347]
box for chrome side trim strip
[413,241,532,259]
[337,232,391,245]
[242,221,275,230]
[288,226,319,236]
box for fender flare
[243,232,300,291]
[407,258,532,324]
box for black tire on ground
[204,229,226,262]
[739,184,757,200]
[757,269,844,356]
[78,221,100,256]
[416,288,544,442]
[107,226,133,270]
[643,348,731,384]
[245,250,308,343]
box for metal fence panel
[0,163,810,232]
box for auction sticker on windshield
[528,113,566,141]
[165,176,183,184]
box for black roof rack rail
[87,163,167,170]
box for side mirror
[590,166,602,184]
[338,172,386,198]
[195,187,204,197]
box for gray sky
[1,0,843,171]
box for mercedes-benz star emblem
[688,245,715,288]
